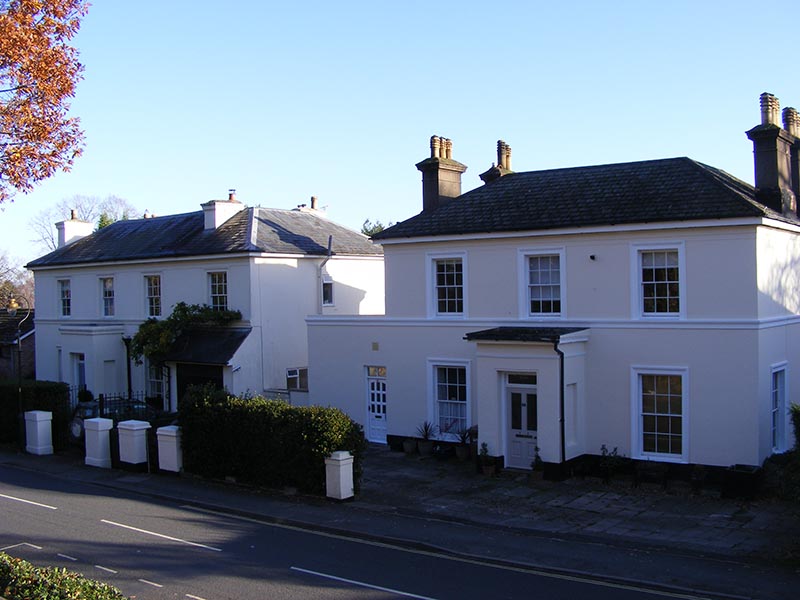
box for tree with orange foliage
[0,0,88,204]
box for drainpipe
[122,336,133,401]
[553,338,566,468]
[317,235,333,314]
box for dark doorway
[176,363,223,403]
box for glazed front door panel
[507,388,537,469]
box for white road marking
[139,578,163,588]
[57,553,77,561]
[101,519,222,552]
[186,595,208,600]
[291,567,437,599]
[0,542,42,551]
[0,493,57,510]
[95,565,118,574]
[190,507,712,600]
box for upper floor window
[434,257,464,315]
[528,254,561,315]
[145,275,162,317]
[100,277,114,316]
[632,244,684,318]
[58,279,71,317]
[208,272,228,311]
[641,250,679,315]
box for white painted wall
[309,219,800,468]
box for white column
[324,450,354,500]
[24,411,53,456]
[156,425,182,473]
[118,420,152,465]
[85,418,114,468]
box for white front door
[507,381,538,469]
[366,366,387,443]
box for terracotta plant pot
[455,444,470,461]
[402,438,417,455]
[417,440,434,456]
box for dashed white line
[100,519,222,552]
[95,565,118,574]
[57,553,77,561]
[291,567,437,599]
[186,595,207,600]
[0,493,57,510]
[139,579,163,588]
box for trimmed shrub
[0,380,71,449]
[791,403,800,451]
[179,385,366,494]
[0,552,126,599]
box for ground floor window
[435,364,467,436]
[634,368,687,460]
[772,365,787,452]
[287,367,308,391]
[147,361,170,407]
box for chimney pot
[760,92,780,126]
[430,135,441,158]
[783,107,800,138]
[228,189,237,202]
[311,196,317,209]
[70,209,76,220]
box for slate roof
[464,326,587,343]
[27,207,381,268]
[0,309,35,344]
[160,327,251,365]
[374,157,791,240]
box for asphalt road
[0,465,724,599]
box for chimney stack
[416,135,467,212]
[784,107,800,203]
[479,140,514,184]
[55,210,93,247]
[746,92,797,216]
[202,190,245,230]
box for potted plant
[530,446,544,481]
[416,420,438,456]
[479,442,495,476]
[455,426,471,461]
[402,437,417,455]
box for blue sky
[3,0,800,267]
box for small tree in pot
[416,420,438,456]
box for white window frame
[427,359,471,439]
[771,362,788,453]
[630,365,689,463]
[208,271,228,311]
[518,247,565,319]
[100,277,115,317]
[145,274,162,318]
[322,275,334,306]
[630,242,685,320]
[57,279,71,317]
[287,367,308,391]
[426,252,467,318]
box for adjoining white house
[27,194,384,410]
[307,93,800,471]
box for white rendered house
[27,194,384,410]
[307,94,800,471]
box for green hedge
[179,386,366,494]
[0,553,126,600]
[0,380,71,449]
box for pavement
[2,443,800,600]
